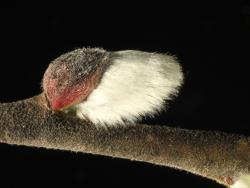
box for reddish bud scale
[44,70,102,111]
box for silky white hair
[69,50,184,127]
[231,175,250,188]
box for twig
[0,94,249,187]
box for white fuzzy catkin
[70,50,184,127]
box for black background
[0,1,249,188]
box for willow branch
[0,94,249,187]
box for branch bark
[0,94,249,187]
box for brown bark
[0,94,249,187]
